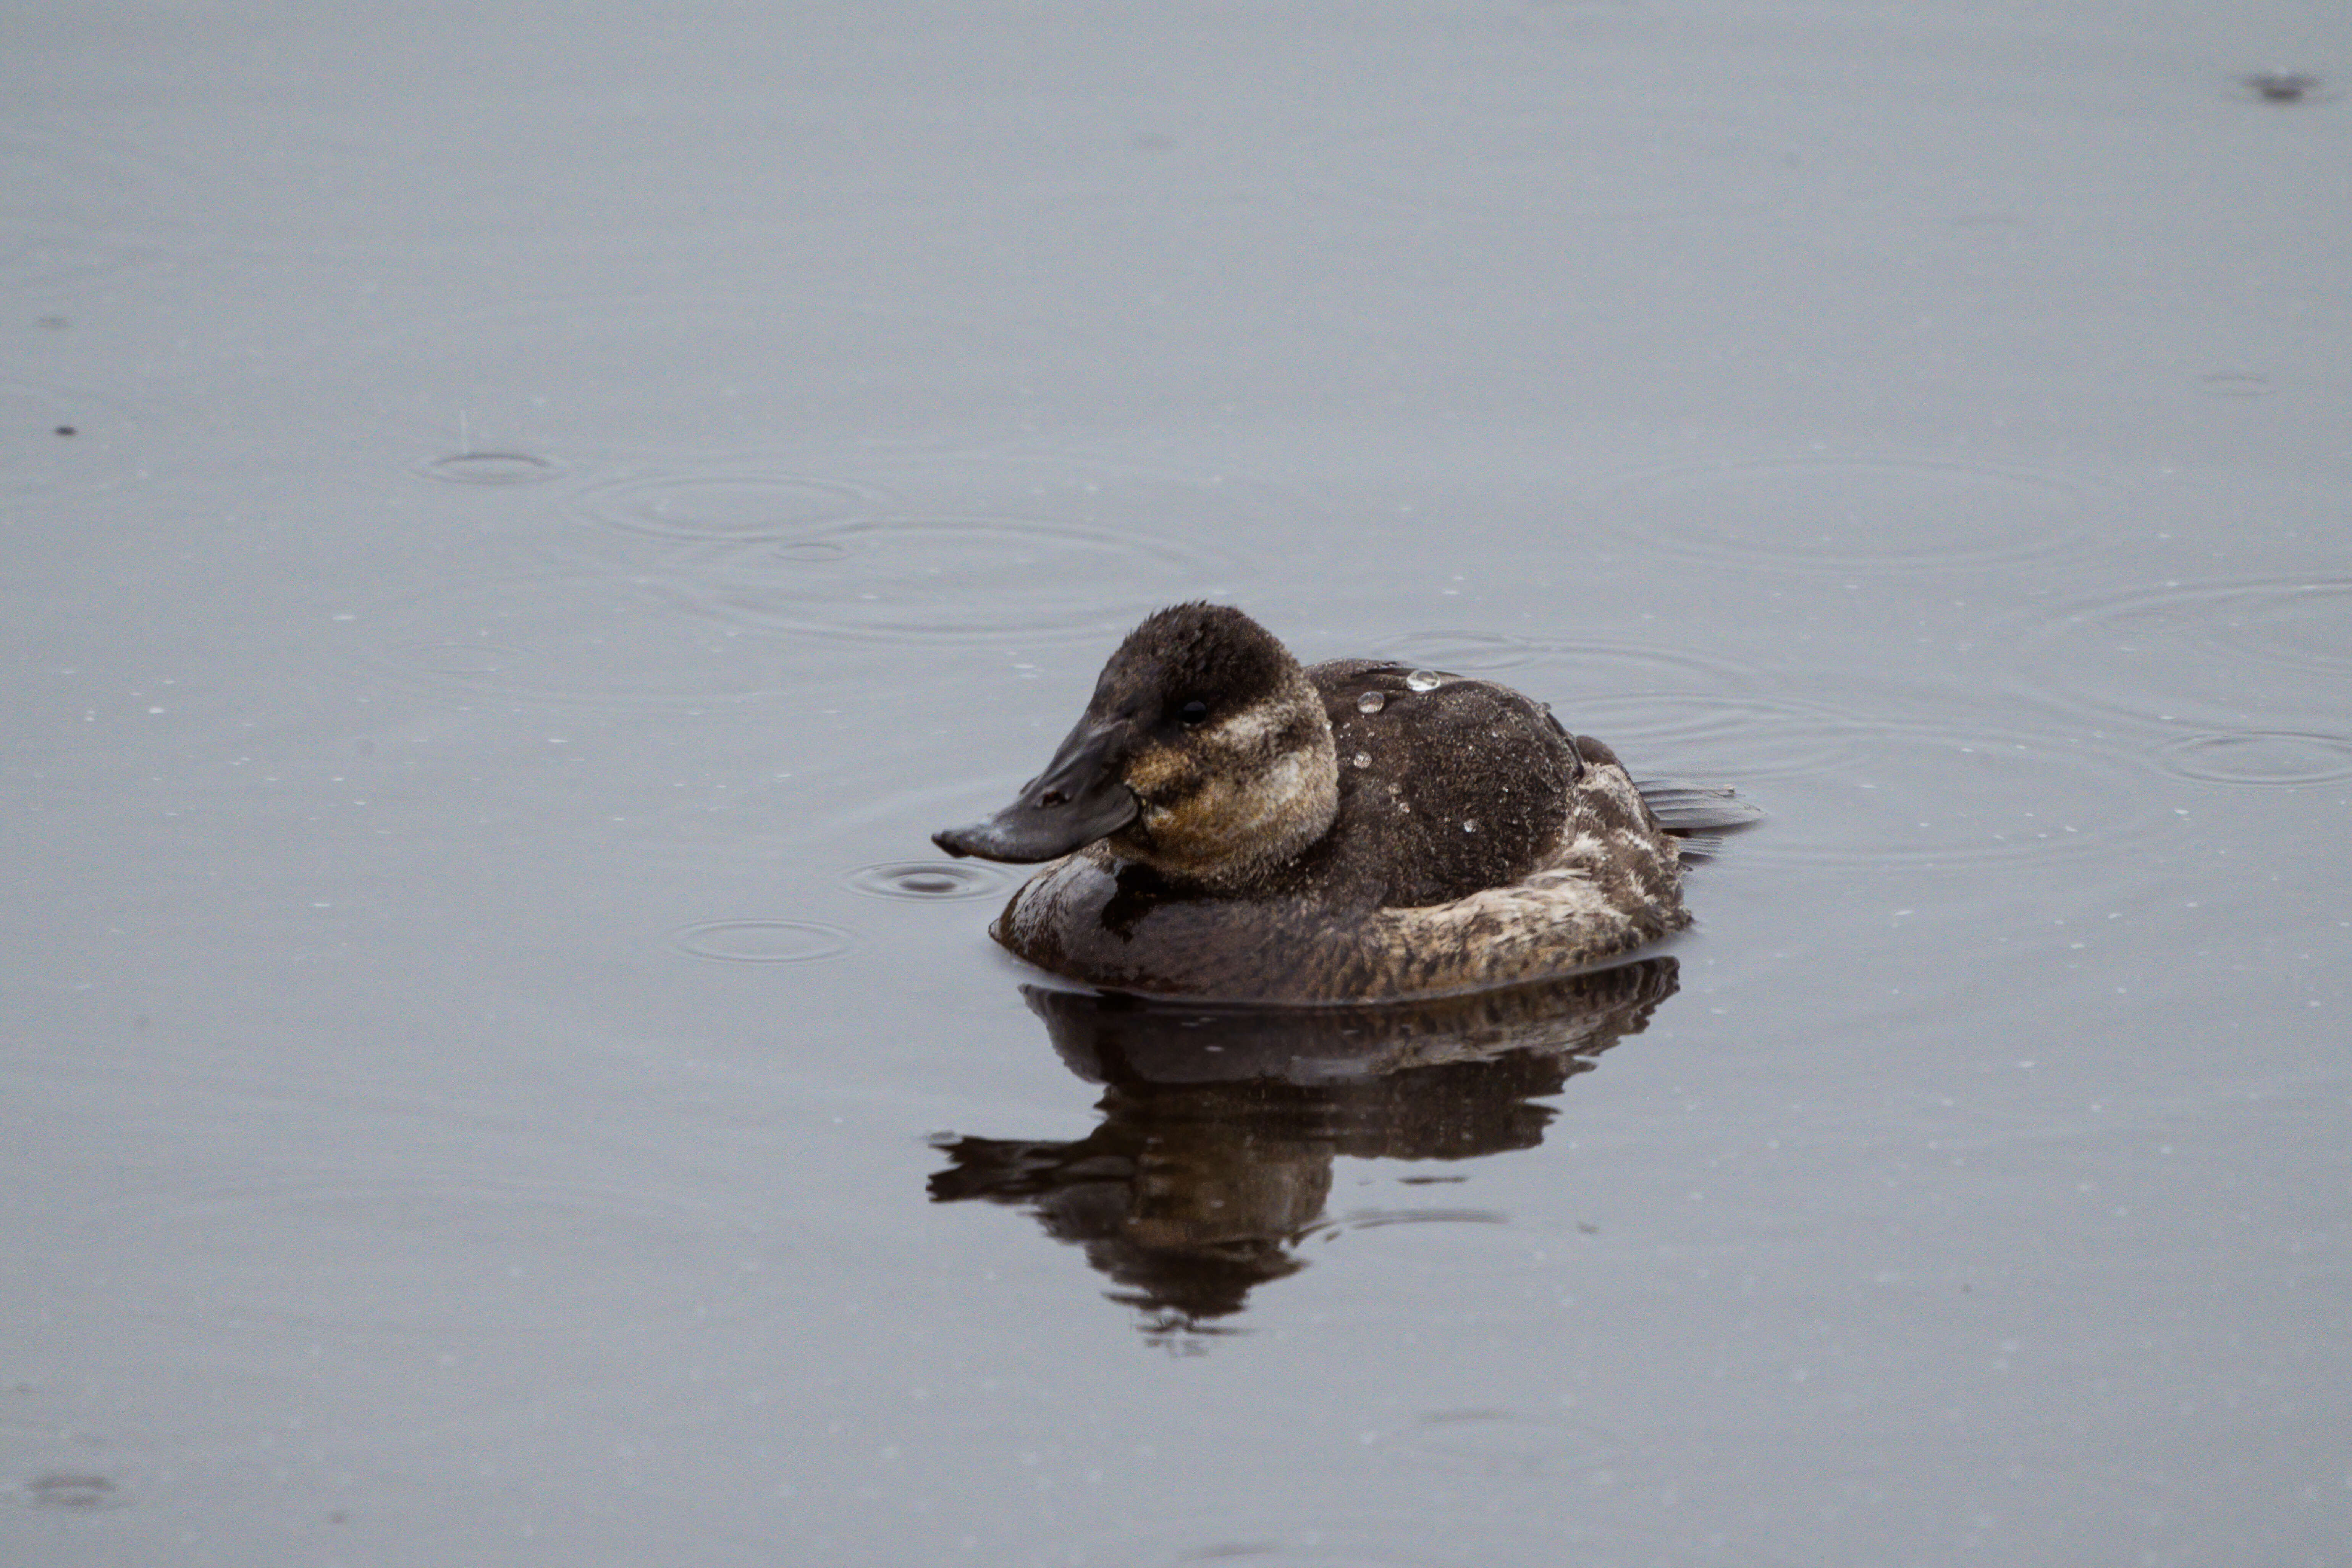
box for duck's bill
[932,716,1140,863]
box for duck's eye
[1177,699,1210,728]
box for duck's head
[934,603,1340,891]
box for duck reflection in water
[928,957,1680,1343]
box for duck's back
[1304,660,1579,908]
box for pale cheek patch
[1143,775,1248,853]
[1129,730,1298,838]
[1123,743,1195,797]
[1249,751,1317,828]
[1131,744,1333,879]
[1203,706,1286,750]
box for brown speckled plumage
[938,606,1741,1003]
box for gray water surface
[6,2,2348,1564]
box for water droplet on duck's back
[1357,690,1386,714]
[1405,669,1443,692]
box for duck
[933,603,1754,1002]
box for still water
[6,2,2347,1563]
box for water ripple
[665,919,854,964]
[574,472,894,540]
[2045,578,2352,677]
[1,233,158,294]
[1564,692,1878,784]
[0,129,176,293]
[1403,637,1767,699]
[1735,723,2184,871]
[352,569,790,710]
[1300,106,1837,225]
[650,516,1244,645]
[113,1174,765,1340]
[2157,731,2352,789]
[1297,1208,1511,1241]
[1374,1407,1634,1480]
[1585,456,2108,573]
[1060,1511,1722,1568]
[2004,576,2352,731]
[1368,629,1542,672]
[2196,372,2273,399]
[1060,1516,1452,1568]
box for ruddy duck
[934,604,1753,1002]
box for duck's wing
[1633,779,1764,834]
[1311,661,1579,906]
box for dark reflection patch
[19,1473,127,1511]
[1295,1207,1509,1240]
[2241,71,2328,104]
[930,962,1680,1343]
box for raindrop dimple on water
[1356,691,1386,714]
[844,860,1010,901]
[418,451,562,486]
[1405,669,1443,692]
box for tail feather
[1634,779,1764,835]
